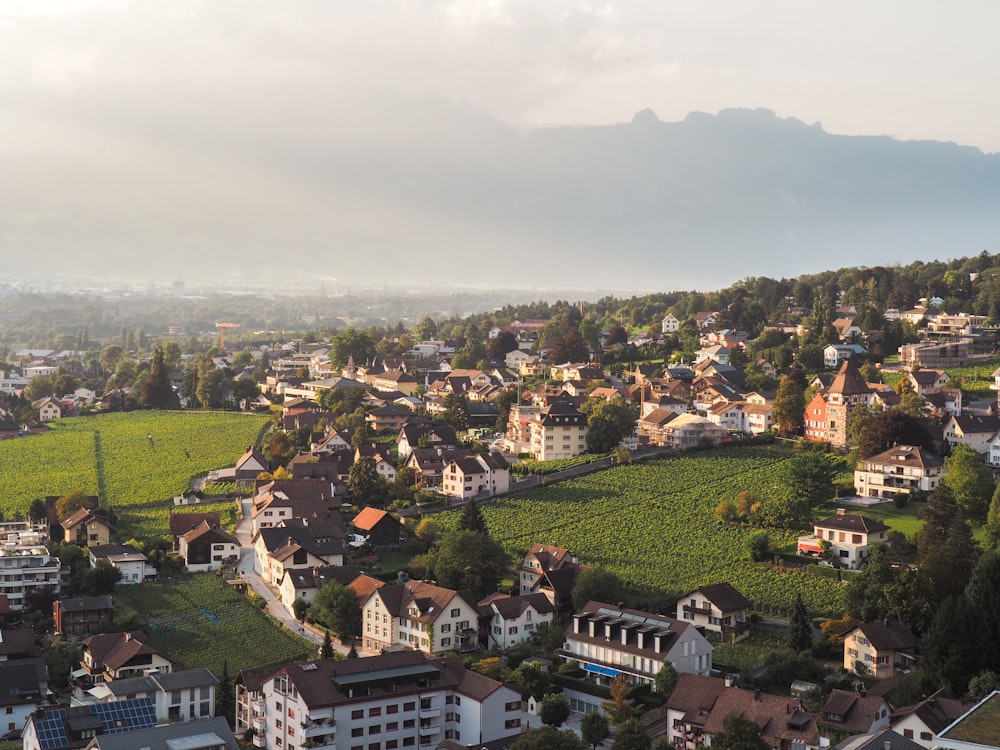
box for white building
[797,510,890,570]
[85,668,219,724]
[479,593,556,651]
[440,454,511,500]
[0,540,62,609]
[362,581,481,655]
[89,544,157,584]
[854,445,944,499]
[239,650,526,750]
[563,601,713,687]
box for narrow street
[233,497,352,656]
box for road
[233,497,352,656]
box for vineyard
[448,446,850,616]
[114,574,312,676]
[0,412,268,539]
[511,453,612,476]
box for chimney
[754,688,761,702]
[837,508,846,515]
[724,674,735,688]
[883,743,891,750]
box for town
[1,255,1000,750]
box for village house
[169,512,222,551]
[798,510,889,569]
[844,620,919,678]
[78,631,174,686]
[53,595,114,638]
[661,673,819,750]
[0,541,62,610]
[238,650,526,750]
[935,692,1000,750]
[396,423,458,460]
[348,507,402,549]
[816,688,891,745]
[85,668,219,724]
[657,412,730,450]
[440,453,511,500]
[277,564,384,611]
[563,601,713,688]
[34,396,62,422]
[516,543,582,607]
[177,521,241,572]
[88,543,156,584]
[854,445,944,499]
[889,689,974,749]
[252,523,346,586]
[943,414,1000,455]
[60,508,114,547]
[806,359,872,447]
[0,656,48,737]
[907,368,950,396]
[478,593,556,651]
[362,580,481,654]
[662,313,680,333]
[22,697,159,750]
[824,343,867,368]
[527,401,588,461]
[673,583,752,643]
[0,626,37,661]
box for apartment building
[0,539,62,610]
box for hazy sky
[2,1,999,288]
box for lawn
[114,573,313,677]
[0,411,268,540]
[440,445,848,616]
[710,628,789,671]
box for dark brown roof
[820,689,888,733]
[889,689,972,734]
[679,583,752,613]
[181,520,240,547]
[169,512,221,538]
[83,631,171,671]
[0,627,37,657]
[828,359,871,397]
[665,672,727,726]
[54,596,113,614]
[849,620,919,652]
[480,593,556,620]
[371,581,478,624]
[862,444,943,469]
[815,512,889,534]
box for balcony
[252,732,266,747]
[419,708,440,720]
[303,736,336,749]
[304,720,335,737]
[682,604,712,617]
[252,717,266,733]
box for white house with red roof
[798,510,889,569]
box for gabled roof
[889,688,972,735]
[910,368,947,386]
[83,631,172,672]
[677,582,751,612]
[949,414,1000,435]
[351,507,397,532]
[847,620,919,652]
[0,626,38,657]
[169,512,222,538]
[181,520,240,547]
[479,593,555,620]
[815,512,889,534]
[55,596,113,614]
[370,581,478,624]
[820,689,889,732]
[862,444,942,470]
[61,507,112,530]
[830,728,925,750]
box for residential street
[233,497,352,656]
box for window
[369,707,382,717]
[387,705,399,714]
[370,744,381,750]
[420,699,432,710]
[404,719,415,729]
[505,701,521,711]
[352,728,365,738]
[508,626,518,634]
[200,686,211,700]
[387,722,398,731]
[440,623,451,633]
[505,718,521,729]
[453,696,460,705]
[403,702,416,712]
[450,608,460,617]
[403,738,415,747]
[370,725,381,734]
[387,742,398,750]
[352,710,365,720]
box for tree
[920,595,982,696]
[602,674,635,725]
[512,660,550,700]
[216,660,235,728]
[964,552,1000,675]
[321,631,334,659]
[746,530,770,562]
[56,488,91,521]
[787,593,812,652]
[653,662,679,695]
[986,484,1000,552]
[572,568,625,611]
[80,559,122,596]
[488,331,519,359]
[314,582,361,639]
[540,692,571,727]
[28,498,48,523]
[456,498,488,535]
[348,456,388,507]
[331,328,375,368]
[943,444,995,522]
[772,375,805,437]
[581,712,610,750]
[139,345,176,408]
[414,518,438,545]
[610,718,649,750]
[583,396,638,453]
[781,453,835,507]
[433,529,508,598]
[711,715,769,750]
[918,486,979,600]
[857,410,935,459]
[967,670,1000,701]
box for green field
[447,446,858,616]
[114,574,313,677]
[0,411,268,539]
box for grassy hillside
[0,412,268,538]
[444,446,853,616]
